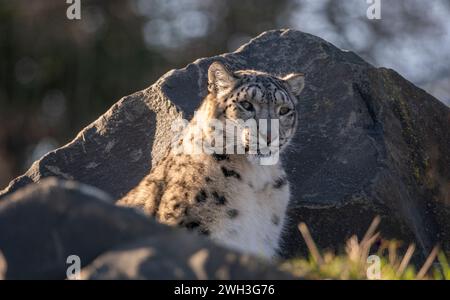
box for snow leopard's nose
[266,132,272,145]
[263,129,280,147]
[257,121,272,145]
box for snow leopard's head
[207,61,305,163]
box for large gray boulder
[0,178,159,279]
[0,178,290,279]
[81,235,291,280]
[1,29,449,260]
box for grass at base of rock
[280,217,449,280]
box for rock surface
[0,178,290,279]
[82,236,291,280]
[0,178,157,279]
[1,29,449,261]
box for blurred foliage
[0,0,288,187]
[0,0,449,188]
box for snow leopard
[117,61,305,259]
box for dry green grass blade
[360,216,381,246]
[437,252,449,280]
[396,244,416,277]
[298,222,324,265]
[416,246,440,279]
[345,235,361,262]
[355,232,380,275]
[388,241,399,266]
[360,232,380,262]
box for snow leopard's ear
[283,73,305,97]
[208,61,236,96]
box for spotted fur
[117,62,305,259]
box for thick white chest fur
[210,163,290,259]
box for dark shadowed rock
[1,29,449,260]
[0,90,181,200]
[81,236,292,280]
[0,178,290,279]
[0,178,162,279]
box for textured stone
[0,178,289,279]
[81,236,292,280]
[1,29,449,260]
[0,178,161,279]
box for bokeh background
[1,0,449,189]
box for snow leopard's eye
[279,106,291,116]
[240,101,254,111]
